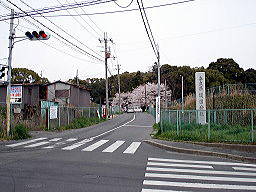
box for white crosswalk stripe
[82,140,109,151]
[5,138,141,154]
[6,138,47,147]
[123,142,141,154]
[49,138,62,142]
[142,157,256,192]
[24,141,50,148]
[102,140,125,153]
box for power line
[55,0,99,39]
[114,0,134,8]
[1,3,103,72]
[16,0,195,18]
[73,0,104,34]
[0,0,115,21]
[3,20,102,67]
[66,0,102,37]
[18,0,103,59]
[136,0,157,58]
[5,0,103,61]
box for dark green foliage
[207,58,244,83]
[69,57,255,104]
[12,68,49,84]
[12,124,31,140]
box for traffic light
[0,66,6,79]
[25,30,50,40]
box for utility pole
[181,75,184,113]
[164,79,167,108]
[157,45,160,99]
[144,83,147,106]
[104,32,109,118]
[156,44,161,123]
[99,32,112,118]
[76,69,79,86]
[6,9,14,136]
[117,63,121,113]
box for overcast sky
[0,0,255,82]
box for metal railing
[149,107,256,143]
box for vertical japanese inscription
[195,72,206,124]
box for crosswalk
[6,137,141,154]
[141,157,256,192]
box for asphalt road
[1,113,256,192]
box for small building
[0,83,44,108]
[0,81,91,108]
[45,81,91,107]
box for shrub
[12,124,31,140]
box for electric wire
[65,0,102,37]
[55,0,98,39]
[5,0,103,61]
[73,0,104,34]
[2,19,102,65]
[114,0,134,8]
[19,0,103,59]
[8,0,195,18]
[136,0,157,58]
[0,0,115,21]
[140,0,157,50]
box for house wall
[22,86,40,107]
[70,86,80,107]
[47,83,70,106]
[79,89,91,107]
[0,85,40,108]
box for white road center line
[6,138,47,147]
[145,173,256,183]
[148,157,256,168]
[147,162,213,169]
[146,167,256,176]
[123,142,141,154]
[102,140,125,153]
[24,141,50,148]
[143,180,256,190]
[82,140,109,151]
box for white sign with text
[195,72,206,125]
[50,106,58,119]
[155,96,160,124]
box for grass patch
[49,117,106,131]
[155,122,255,144]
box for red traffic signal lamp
[25,31,50,40]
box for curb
[144,140,256,164]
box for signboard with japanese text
[50,106,58,119]
[195,72,206,124]
[10,86,22,104]
[155,96,160,123]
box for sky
[0,0,256,82]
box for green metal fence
[156,108,256,143]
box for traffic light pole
[6,9,14,136]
